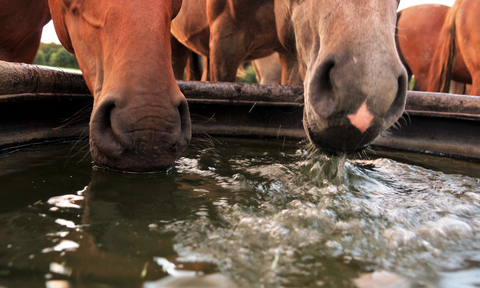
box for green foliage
[238,64,258,84]
[33,50,46,65]
[34,42,79,69]
[51,48,79,69]
[409,75,415,90]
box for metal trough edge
[0,61,479,161]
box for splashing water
[0,140,479,288]
[167,142,480,288]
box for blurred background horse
[396,4,471,94]
[427,0,480,95]
[0,0,51,63]
[170,0,301,85]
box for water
[0,138,479,288]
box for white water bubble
[415,217,473,239]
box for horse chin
[90,141,187,173]
[304,113,382,157]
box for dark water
[0,138,479,288]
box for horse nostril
[383,70,408,127]
[90,99,117,142]
[308,58,337,118]
[89,97,126,162]
[319,59,335,93]
[100,102,115,132]
[171,142,178,152]
[177,96,192,144]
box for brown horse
[427,0,480,95]
[252,53,283,85]
[275,0,407,154]
[170,0,301,85]
[49,0,191,171]
[396,4,471,92]
[171,34,205,81]
[0,0,51,63]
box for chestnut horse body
[275,0,407,154]
[0,0,51,63]
[396,4,470,92]
[427,0,480,95]
[170,0,301,85]
[49,0,191,171]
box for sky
[40,0,456,44]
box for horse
[0,0,51,63]
[170,0,301,85]
[427,0,480,95]
[171,34,205,81]
[252,53,283,85]
[275,0,407,155]
[49,0,191,171]
[396,4,471,92]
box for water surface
[0,139,479,288]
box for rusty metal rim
[404,110,480,121]
[0,92,478,122]
[405,91,480,120]
[0,61,479,162]
[0,93,92,102]
[1,61,479,118]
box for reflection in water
[43,168,222,287]
[0,139,479,287]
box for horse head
[275,0,407,155]
[49,0,191,172]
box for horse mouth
[305,114,381,157]
[88,92,192,172]
[306,128,368,157]
[90,140,187,172]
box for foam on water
[0,141,479,287]
[169,147,480,287]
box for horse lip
[305,116,380,155]
[93,164,175,174]
[93,156,178,173]
[91,140,184,172]
[89,112,189,172]
[307,127,369,156]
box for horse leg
[457,38,480,95]
[278,51,302,86]
[461,36,480,95]
[171,35,192,80]
[208,25,246,82]
[469,72,480,96]
[450,81,466,94]
[455,3,480,96]
[185,52,204,81]
[460,49,480,95]
[201,56,210,81]
[251,60,264,84]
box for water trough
[1,60,480,288]
[0,60,479,161]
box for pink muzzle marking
[347,100,374,133]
